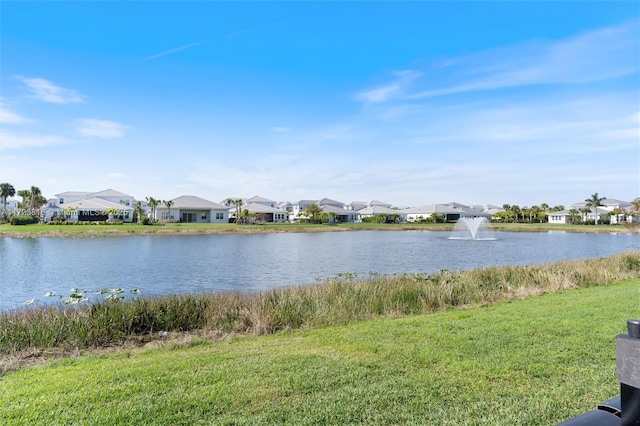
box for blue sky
[1,2,638,208]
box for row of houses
[3,188,637,225]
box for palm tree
[501,204,512,223]
[302,203,323,224]
[134,201,144,225]
[632,198,640,217]
[146,197,159,222]
[17,189,30,209]
[511,205,521,223]
[585,193,606,225]
[29,186,42,211]
[540,203,549,212]
[163,200,174,222]
[568,208,580,224]
[226,198,243,224]
[0,182,16,218]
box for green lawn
[2,279,638,425]
[0,221,626,237]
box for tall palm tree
[0,182,16,218]
[134,201,143,225]
[163,200,174,222]
[17,189,30,209]
[226,198,243,224]
[146,197,159,222]
[29,186,42,211]
[632,198,640,217]
[585,193,606,225]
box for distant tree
[146,197,159,222]
[328,212,340,223]
[511,205,521,223]
[632,198,640,217]
[17,189,30,209]
[568,208,580,224]
[585,193,606,225]
[580,207,592,224]
[29,186,42,211]
[501,204,512,223]
[540,203,549,212]
[134,201,144,225]
[227,198,244,224]
[302,203,323,224]
[0,182,15,218]
[163,200,174,221]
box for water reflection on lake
[1,231,637,310]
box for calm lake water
[1,230,638,311]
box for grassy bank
[2,277,639,425]
[2,252,640,357]
[0,221,630,237]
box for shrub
[10,215,39,225]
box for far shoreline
[0,222,635,238]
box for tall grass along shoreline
[2,251,639,358]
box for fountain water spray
[450,217,494,240]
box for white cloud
[75,119,129,138]
[0,103,34,125]
[16,76,86,104]
[358,19,639,102]
[144,42,203,61]
[356,70,422,103]
[0,130,71,150]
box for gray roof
[90,189,134,198]
[320,204,352,215]
[62,198,134,211]
[405,204,461,215]
[368,200,391,207]
[318,198,344,207]
[242,203,287,214]
[356,205,402,215]
[246,195,276,204]
[167,195,227,210]
[55,191,93,197]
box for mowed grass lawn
[2,279,639,425]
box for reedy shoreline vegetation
[2,251,640,357]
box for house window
[201,213,207,220]
[59,198,64,204]
[216,212,223,220]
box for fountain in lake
[449,217,495,240]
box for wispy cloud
[144,42,204,61]
[144,26,256,61]
[358,19,639,103]
[0,103,34,125]
[0,130,71,150]
[16,76,86,104]
[75,119,129,138]
[356,70,422,103]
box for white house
[239,203,289,223]
[47,189,136,222]
[405,204,462,222]
[355,205,406,223]
[154,195,228,223]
